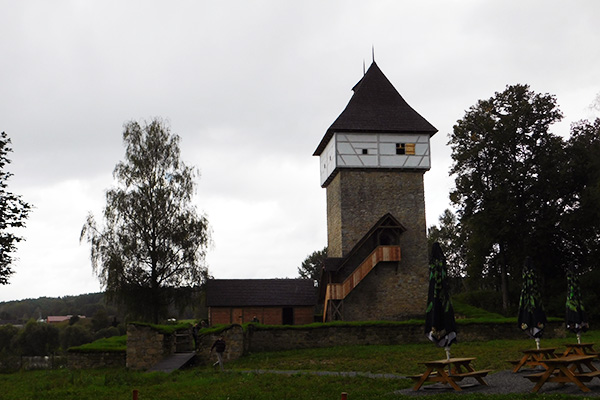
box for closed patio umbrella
[566,267,588,344]
[425,242,457,360]
[518,257,547,349]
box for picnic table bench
[523,354,600,393]
[409,357,491,391]
[509,347,557,373]
[561,343,599,358]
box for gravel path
[397,368,600,396]
[244,367,600,396]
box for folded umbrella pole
[425,243,458,359]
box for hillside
[0,293,112,324]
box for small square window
[362,149,368,155]
[396,143,405,155]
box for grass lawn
[2,330,599,399]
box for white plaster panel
[337,142,355,154]
[340,154,361,165]
[415,143,429,156]
[354,142,378,149]
[360,155,379,166]
[379,143,397,155]
[345,134,378,142]
[405,156,422,167]
[379,134,419,143]
[319,136,337,186]
[380,155,406,167]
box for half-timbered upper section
[314,62,437,187]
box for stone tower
[315,62,437,321]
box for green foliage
[16,320,60,356]
[0,131,32,285]
[452,299,504,320]
[0,293,115,324]
[80,118,211,324]
[562,119,600,275]
[427,209,466,279]
[448,84,569,312]
[0,324,18,353]
[130,321,192,335]
[297,246,327,285]
[61,324,94,349]
[68,335,127,353]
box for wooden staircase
[323,245,401,321]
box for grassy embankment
[1,306,595,400]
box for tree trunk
[499,244,509,315]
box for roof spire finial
[363,59,366,76]
[372,45,375,63]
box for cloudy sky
[1,1,599,302]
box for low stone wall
[246,321,565,353]
[191,320,565,365]
[126,324,192,370]
[68,352,125,369]
[195,324,245,366]
[117,321,568,370]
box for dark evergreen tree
[427,209,466,279]
[298,247,327,286]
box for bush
[94,326,121,341]
[16,320,60,356]
[61,324,94,349]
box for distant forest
[0,292,206,325]
[0,293,111,324]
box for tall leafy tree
[81,118,211,323]
[563,118,600,273]
[0,132,32,285]
[449,84,564,313]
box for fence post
[341,392,348,400]
[132,389,139,400]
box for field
[2,330,599,400]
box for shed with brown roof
[206,279,316,325]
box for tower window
[361,149,368,155]
[396,143,416,155]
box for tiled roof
[314,62,437,156]
[206,279,316,307]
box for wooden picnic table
[562,343,599,357]
[511,347,557,373]
[524,354,600,393]
[410,357,491,391]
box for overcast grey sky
[1,1,599,302]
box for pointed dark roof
[206,279,316,307]
[314,62,437,156]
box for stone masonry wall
[326,169,429,319]
[343,262,428,321]
[68,351,125,369]
[126,324,178,370]
[247,321,566,353]
[195,324,245,366]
